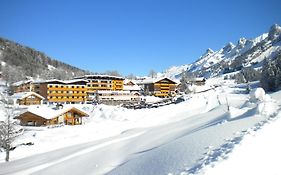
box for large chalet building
[38,79,88,104]
[137,77,177,97]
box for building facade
[37,79,88,104]
[75,75,125,102]
[140,78,177,97]
[96,90,141,105]
[12,80,35,93]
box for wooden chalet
[123,79,141,93]
[15,106,89,126]
[9,92,45,105]
[189,77,206,86]
[139,77,177,97]
[12,80,35,93]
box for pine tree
[260,56,281,92]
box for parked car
[174,96,185,104]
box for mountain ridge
[160,24,281,80]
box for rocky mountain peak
[206,48,214,54]
[222,42,235,53]
[238,38,247,46]
[268,24,281,40]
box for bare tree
[179,71,195,93]
[148,69,157,78]
[104,70,122,77]
[0,95,22,162]
[126,73,136,80]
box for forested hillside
[0,37,89,84]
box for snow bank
[201,112,281,175]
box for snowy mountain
[160,24,281,79]
[157,64,192,79]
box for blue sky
[1,0,280,76]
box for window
[55,85,59,88]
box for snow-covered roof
[123,85,141,91]
[62,79,89,84]
[36,79,88,84]
[12,80,33,87]
[124,79,137,85]
[123,79,141,91]
[190,77,206,82]
[19,105,89,120]
[136,77,177,84]
[74,74,125,80]
[10,92,45,100]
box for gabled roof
[12,80,33,87]
[124,79,138,85]
[190,77,206,82]
[123,79,141,91]
[36,79,88,85]
[137,77,177,85]
[11,92,45,100]
[123,85,141,91]
[18,105,89,120]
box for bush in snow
[249,88,265,102]
[256,93,278,117]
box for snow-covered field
[0,80,280,175]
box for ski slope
[0,81,280,175]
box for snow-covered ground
[0,80,280,175]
